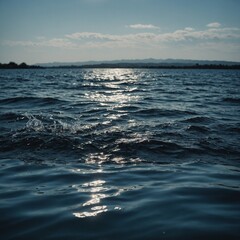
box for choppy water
[0,68,240,240]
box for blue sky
[0,0,240,64]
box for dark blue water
[0,68,240,239]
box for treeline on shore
[0,62,42,69]
[1,61,240,69]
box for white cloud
[65,26,240,45]
[65,31,157,43]
[3,25,240,51]
[2,24,240,63]
[128,24,159,30]
[184,27,195,31]
[3,38,76,48]
[65,32,119,41]
[207,22,221,28]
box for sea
[0,68,239,240]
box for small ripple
[135,108,195,118]
[0,112,26,121]
[186,125,210,133]
[222,97,240,103]
[0,96,66,106]
[182,116,213,123]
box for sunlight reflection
[72,164,145,219]
[82,193,106,206]
[84,68,140,108]
[73,205,108,218]
[71,151,147,219]
[72,164,110,218]
[71,168,103,174]
[85,152,111,164]
[71,162,126,219]
[83,68,139,82]
[83,180,106,187]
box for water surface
[0,68,240,239]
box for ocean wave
[0,112,26,121]
[135,108,195,117]
[186,125,210,133]
[198,139,240,156]
[1,109,238,164]
[182,116,213,123]
[222,97,240,103]
[0,96,66,106]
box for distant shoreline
[1,61,240,69]
[49,63,240,70]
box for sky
[0,0,240,64]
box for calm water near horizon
[0,68,240,239]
